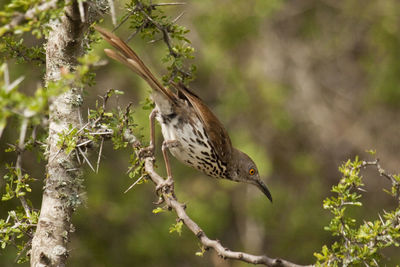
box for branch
[141,155,312,267]
[362,159,400,202]
[362,159,396,182]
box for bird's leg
[156,140,180,194]
[139,109,158,157]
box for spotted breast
[158,109,229,179]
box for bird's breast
[156,112,228,179]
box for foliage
[0,0,65,66]
[0,0,65,38]
[123,0,196,85]
[169,220,183,236]
[315,158,400,266]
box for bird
[95,26,272,202]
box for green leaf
[365,149,377,155]
[152,207,166,214]
[169,221,183,236]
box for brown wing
[173,83,233,163]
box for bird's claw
[155,177,174,195]
[139,145,154,158]
[153,177,174,205]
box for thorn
[78,108,82,127]
[6,76,25,93]
[76,121,90,135]
[66,126,77,135]
[172,11,185,24]
[76,139,92,147]
[3,62,10,88]
[77,0,85,22]
[147,37,163,44]
[378,213,384,224]
[108,0,117,26]
[78,147,95,172]
[153,2,186,7]
[124,175,144,194]
[96,138,104,173]
[75,149,81,165]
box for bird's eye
[249,168,256,175]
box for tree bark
[30,2,93,266]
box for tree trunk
[30,2,96,266]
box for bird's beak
[255,179,273,203]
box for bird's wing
[173,83,233,163]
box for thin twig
[363,159,396,182]
[113,7,138,32]
[138,8,177,57]
[362,158,400,202]
[15,239,31,263]
[127,23,145,42]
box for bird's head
[229,148,273,202]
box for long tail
[94,26,176,102]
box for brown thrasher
[96,26,272,202]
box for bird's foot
[138,144,154,158]
[155,176,174,195]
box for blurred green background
[1,0,400,266]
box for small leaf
[169,221,183,236]
[365,149,376,156]
[152,207,166,214]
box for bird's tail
[95,26,176,103]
